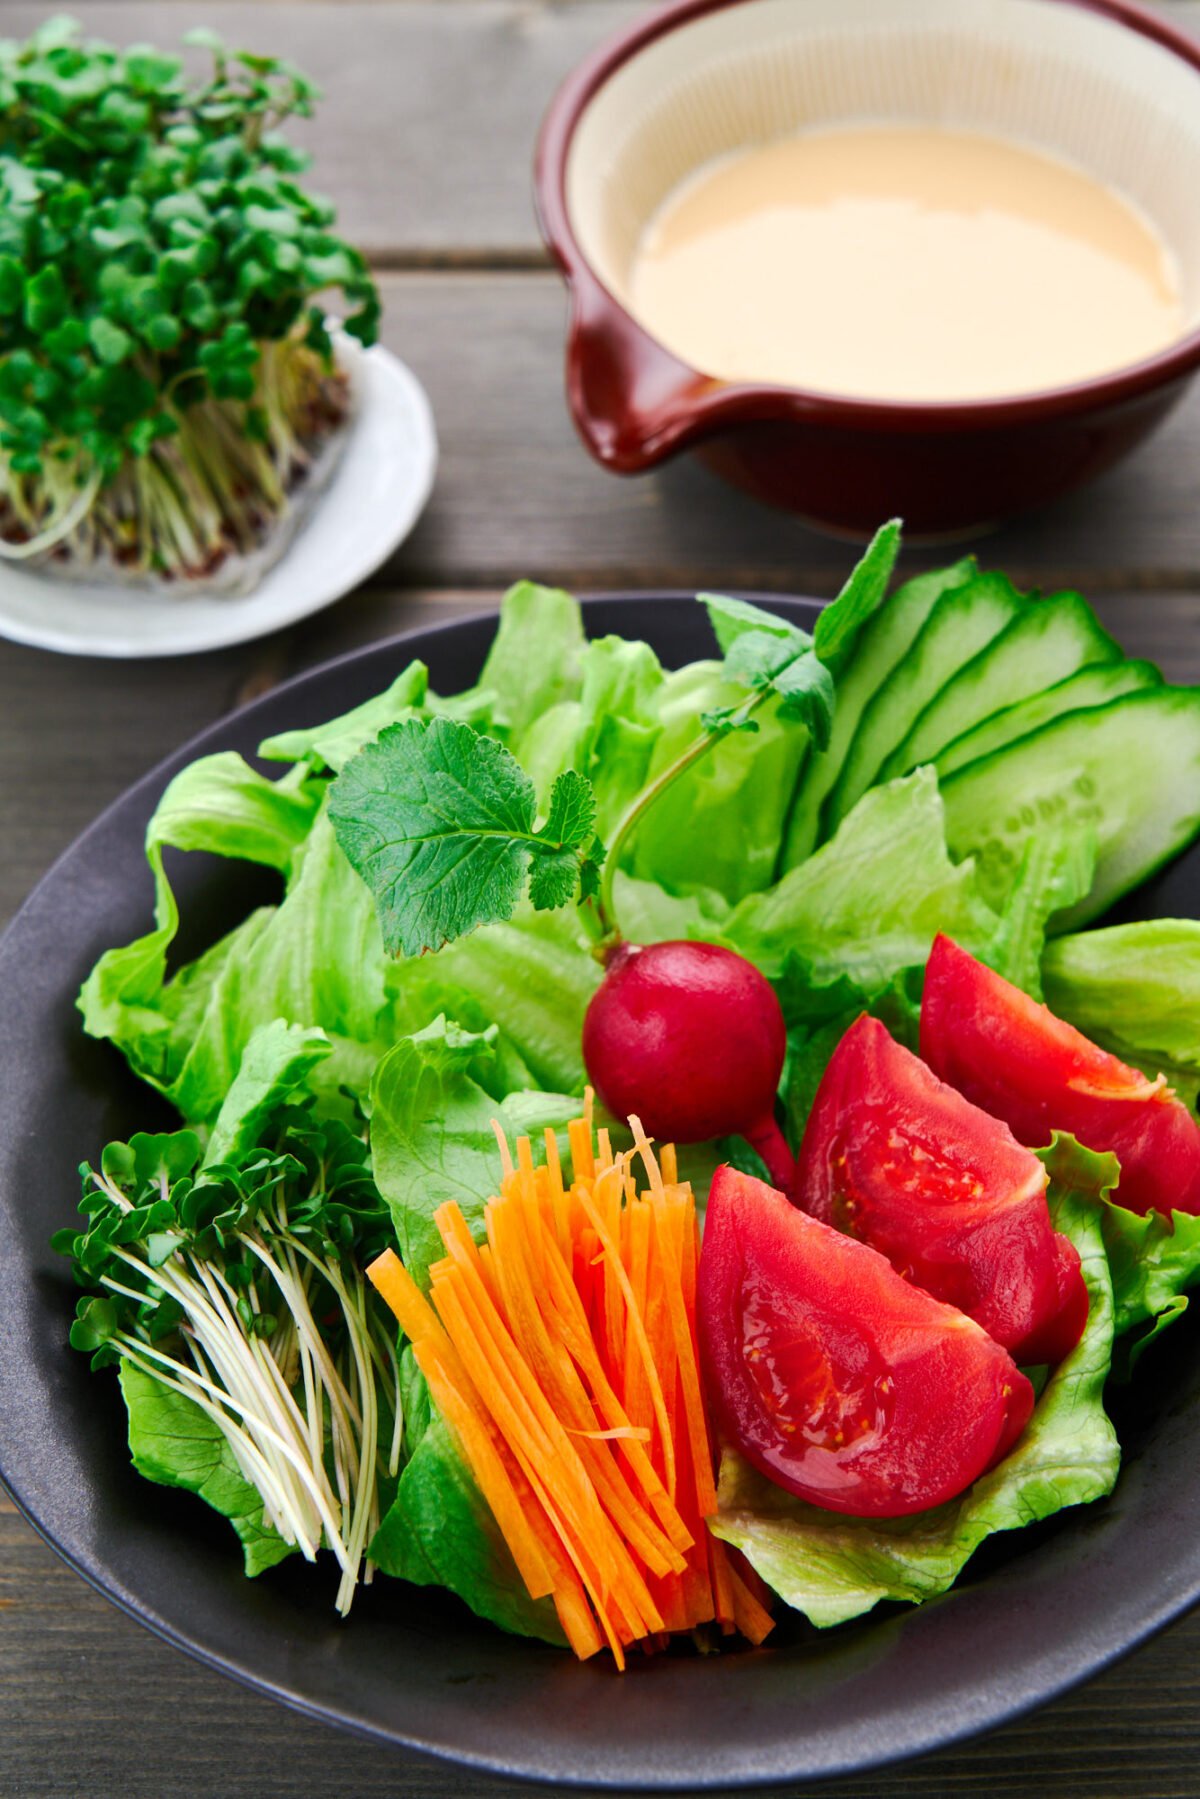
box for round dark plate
[2,595,1200,1790]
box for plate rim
[0,339,438,660]
[2,592,1199,1790]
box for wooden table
[4,3,1200,1793]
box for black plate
[3,595,1200,1790]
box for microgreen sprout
[55,1112,402,1616]
[0,17,380,581]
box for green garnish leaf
[328,717,605,957]
[702,592,812,656]
[811,519,903,668]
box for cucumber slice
[877,593,1122,783]
[941,688,1200,929]
[823,572,1024,835]
[935,659,1162,779]
[778,557,975,870]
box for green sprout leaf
[328,717,606,957]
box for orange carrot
[369,1110,769,1666]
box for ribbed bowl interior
[567,0,1200,356]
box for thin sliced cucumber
[877,593,1122,783]
[778,557,976,871]
[936,659,1162,779]
[823,572,1024,835]
[941,688,1200,929]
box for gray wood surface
[5,1,1200,1794]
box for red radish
[581,939,794,1187]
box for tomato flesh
[921,935,1200,1217]
[697,1165,1034,1517]
[795,1015,1088,1365]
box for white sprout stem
[91,1158,402,1612]
[0,463,102,560]
[107,1332,340,1560]
[107,1242,350,1570]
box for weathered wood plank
[371,273,1200,591]
[1,1496,1199,1798]
[18,1,1200,262]
[0,1,646,260]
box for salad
[55,524,1200,1661]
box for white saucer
[0,337,437,658]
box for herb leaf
[812,519,903,668]
[701,592,812,656]
[708,625,836,751]
[329,717,605,957]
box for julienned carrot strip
[728,1566,775,1646]
[432,1259,609,1564]
[413,1340,557,1602]
[374,1112,767,1665]
[485,1197,683,1586]
[672,1404,716,1629]
[438,1240,669,1644]
[573,1177,678,1503]
[622,1200,653,1434]
[530,1209,693,1558]
[597,1170,627,1390]
[366,1248,437,1343]
[431,1268,649,1652]
[641,1218,678,1497]
[707,1533,738,1632]
[652,1191,718,1519]
[568,1117,594,1184]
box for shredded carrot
[367,1114,774,1667]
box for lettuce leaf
[202,1019,332,1168]
[258,658,430,773]
[120,1361,294,1577]
[709,1183,1119,1628]
[1034,1133,1200,1362]
[368,1016,579,1285]
[627,661,811,905]
[463,581,586,739]
[723,769,997,985]
[985,828,1098,1000]
[1043,920,1200,1103]
[369,1407,565,1647]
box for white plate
[0,338,437,659]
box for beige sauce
[627,125,1183,401]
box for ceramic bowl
[535,0,1200,537]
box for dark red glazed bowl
[534,0,1200,538]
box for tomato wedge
[795,1015,1088,1366]
[697,1166,1034,1518]
[921,934,1200,1217]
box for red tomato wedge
[795,1015,1088,1366]
[696,1166,1035,1518]
[921,934,1200,1218]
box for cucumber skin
[935,660,1162,779]
[823,572,1023,836]
[778,559,976,871]
[941,688,1200,930]
[878,593,1122,783]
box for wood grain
[21,1,1200,264]
[369,272,1200,592]
[1,1,645,260]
